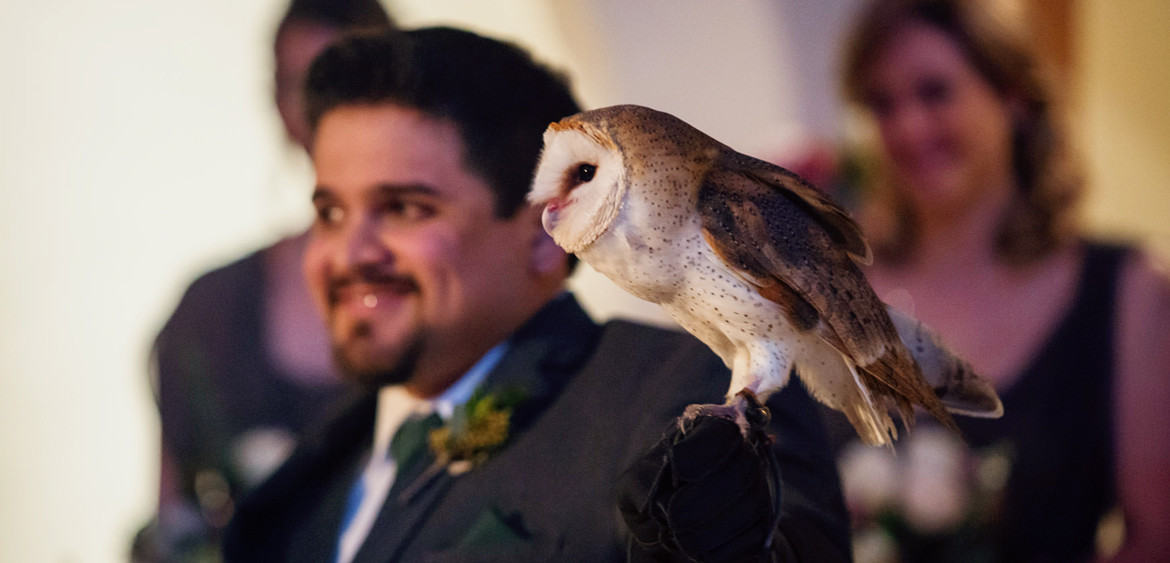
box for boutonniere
[429,388,527,476]
[399,388,526,504]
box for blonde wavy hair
[843,0,1082,266]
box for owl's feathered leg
[681,343,788,436]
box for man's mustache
[327,267,419,305]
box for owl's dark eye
[576,163,597,183]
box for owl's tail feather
[886,306,1004,419]
[793,351,899,447]
[840,363,898,449]
[863,349,961,437]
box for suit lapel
[288,454,368,563]
[350,295,600,562]
[351,448,458,563]
[286,395,376,563]
[480,294,601,434]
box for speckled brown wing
[698,150,956,431]
[733,152,872,266]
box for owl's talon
[736,389,771,431]
[745,406,770,429]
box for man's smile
[328,276,420,317]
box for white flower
[900,426,969,533]
[839,441,898,517]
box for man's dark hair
[305,27,581,218]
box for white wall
[0,0,304,560]
[1076,0,1170,258]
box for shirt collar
[431,342,508,419]
[371,342,509,458]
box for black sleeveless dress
[959,242,1127,562]
[826,241,1130,563]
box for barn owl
[528,104,1001,447]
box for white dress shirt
[335,343,508,563]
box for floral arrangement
[838,426,1014,563]
[397,388,526,504]
[428,388,527,476]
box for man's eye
[383,200,434,222]
[315,205,344,226]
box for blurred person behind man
[822,0,1170,561]
[134,1,394,560]
[223,26,852,562]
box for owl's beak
[541,196,568,234]
[541,205,559,234]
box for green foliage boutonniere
[428,388,527,476]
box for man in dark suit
[223,27,851,562]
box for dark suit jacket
[223,295,850,562]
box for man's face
[304,104,547,395]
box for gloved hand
[617,404,782,563]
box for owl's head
[528,111,628,254]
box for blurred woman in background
[834,0,1170,561]
[134,1,394,560]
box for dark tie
[336,411,445,557]
[390,412,444,472]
